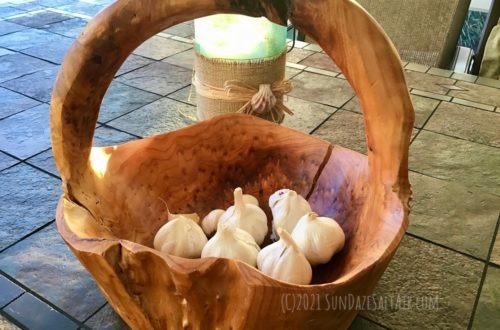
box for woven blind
[356,0,471,68]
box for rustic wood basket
[50,0,414,328]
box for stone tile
[170,35,193,44]
[286,47,314,64]
[0,87,40,119]
[0,48,14,56]
[405,62,430,73]
[20,34,73,64]
[58,2,104,17]
[107,97,197,137]
[312,110,366,154]
[0,28,67,51]
[0,104,51,159]
[411,89,452,102]
[405,70,456,95]
[0,163,60,250]
[7,1,45,11]
[0,224,106,321]
[115,54,154,77]
[304,66,337,77]
[289,72,354,108]
[362,236,483,329]
[299,52,340,73]
[472,267,500,329]
[286,62,306,70]
[0,314,20,330]
[0,20,27,36]
[99,81,161,123]
[162,48,194,70]
[167,85,196,106]
[35,0,79,7]
[0,52,55,83]
[282,96,337,134]
[427,67,453,78]
[343,94,438,128]
[348,317,384,330]
[451,98,495,112]
[163,22,193,38]
[476,77,500,89]
[1,66,59,102]
[117,62,192,96]
[3,293,78,329]
[133,36,192,60]
[0,151,18,171]
[282,68,299,82]
[304,43,322,52]
[448,81,500,108]
[85,304,129,330]
[93,126,137,146]
[7,10,71,28]
[43,16,87,38]
[0,6,25,19]
[425,102,500,147]
[490,227,500,266]
[451,72,477,83]
[409,131,500,195]
[408,172,500,259]
[0,274,24,308]
[26,149,58,176]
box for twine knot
[192,75,294,122]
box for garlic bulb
[202,224,260,267]
[219,187,268,245]
[243,194,259,206]
[291,212,345,265]
[153,215,208,258]
[201,209,224,236]
[158,197,200,223]
[257,228,312,285]
[269,189,312,235]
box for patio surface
[0,0,499,329]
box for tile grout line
[308,95,355,135]
[421,127,500,149]
[0,307,27,330]
[467,212,500,330]
[0,219,55,254]
[0,269,87,328]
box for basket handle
[51,0,413,203]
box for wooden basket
[50,0,414,329]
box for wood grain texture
[51,0,414,329]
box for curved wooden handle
[291,0,414,204]
[51,0,413,202]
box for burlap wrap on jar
[193,50,292,123]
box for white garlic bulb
[243,194,259,206]
[292,212,345,265]
[158,197,200,223]
[269,189,312,235]
[202,224,260,267]
[201,209,224,236]
[153,215,208,258]
[219,187,268,245]
[257,228,312,285]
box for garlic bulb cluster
[202,224,260,267]
[269,189,312,235]
[292,212,345,265]
[153,215,208,258]
[219,188,268,245]
[257,228,312,285]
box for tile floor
[0,1,499,329]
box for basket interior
[65,115,404,284]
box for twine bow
[192,75,294,122]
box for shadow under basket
[51,0,414,329]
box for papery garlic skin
[169,212,200,223]
[201,209,224,236]
[269,189,312,235]
[202,224,260,267]
[243,194,259,206]
[219,188,268,245]
[153,215,208,258]
[257,228,312,285]
[292,212,345,265]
